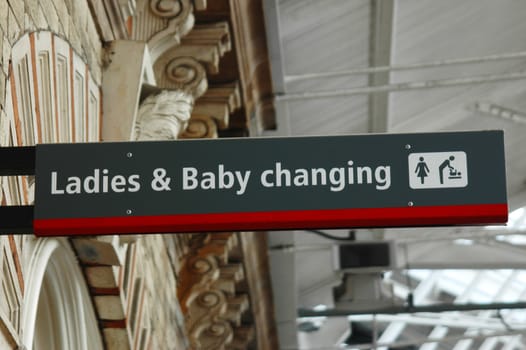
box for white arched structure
[1,31,103,349]
[21,238,103,350]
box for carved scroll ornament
[181,115,217,139]
[177,233,254,349]
[132,0,195,60]
[154,56,208,98]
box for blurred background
[263,1,526,349]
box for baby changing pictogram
[408,152,468,189]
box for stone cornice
[97,0,278,348]
[127,0,276,137]
[194,0,276,133]
[133,0,195,61]
[98,0,275,139]
[181,22,232,74]
[194,83,241,129]
[177,233,256,349]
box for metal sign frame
[0,131,509,236]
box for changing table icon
[408,152,468,189]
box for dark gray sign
[34,130,508,236]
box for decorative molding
[128,0,234,94]
[151,21,232,100]
[88,0,137,41]
[193,0,207,11]
[222,295,249,325]
[169,82,241,139]
[215,264,244,296]
[132,0,195,61]
[230,326,256,350]
[177,233,255,349]
[135,89,194,140]
[154,56,207,97]
[113,0,242,142]
[148,0,194,53]
[180,23,231,74]
[180,114,217,139]
[149,0,187,18]
[190,317,234,350]
[193,83,241,129]
[94,2,278,348]
[181,255,220,303]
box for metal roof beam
[330,330,526,350]
[423,271,517,350]
[284,51,526,82]
[397,240,526,270]
[349,314,526,330]
[275,71,526,101]
[368,0,395,133]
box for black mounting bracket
[0,146,36,234]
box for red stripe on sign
[33,203,508,237]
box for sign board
[34,130,508,236]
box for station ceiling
[262,1,526,349]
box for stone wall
[0,1,104,348]
[0,0,103,145]
[0,0,103,84]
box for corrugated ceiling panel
[279,0,371,135]
[390,0,526,129]
[280,0,370,74]
[286,96,368,135]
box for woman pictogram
[415,157,430,184]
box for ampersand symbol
[151,168,171,191]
